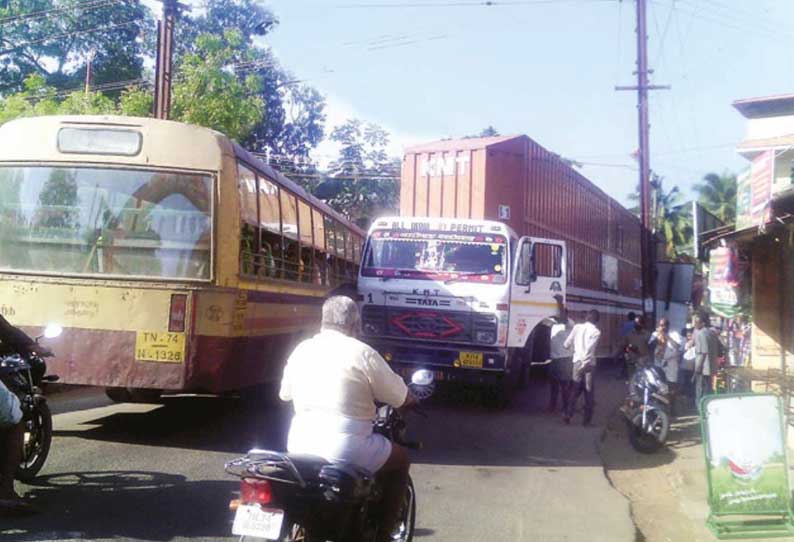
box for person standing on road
[693,312,719,410]
[547,295,573,414]
[621,312,637,338]
[650,318,682,411]
[616,316,651,380]
[563,309,601,426]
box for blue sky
[146,0,794,206]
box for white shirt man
[280,327,408,472]
[562,310,602,425]
[564,319,601,381]
[279,296,411,476]
[550,320,573,360]
[280,296,415,542]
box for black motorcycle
[225,369,435,542]
[621,364,671,454]
[0,324,61,481]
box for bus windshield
[0,166,213,280]
[362,230,507,283]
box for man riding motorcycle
[0,314,47,514]
[279,296,417,542]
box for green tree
[318,119,400,226]
[175,0,325,159]
[170,31,264,141]
[628,175,692,259]
[464,126,500,138]
[118,86,153,117]
[693,171,737,225]
[0,1,151,95]
[0,74,59,124]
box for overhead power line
[0,19,143,55]
[334,0,614,8]
[0,0,126,26]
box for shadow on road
[53,395,293,455]
[0,471,237,542]
[48,360,661,470]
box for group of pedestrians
[547,295,601,426]
[546,298,726,426]
[614,310,722,409]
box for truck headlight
[475,330,496,344]
[363,321,382,335]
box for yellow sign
[459,351,483,369]
[135,331,186,363]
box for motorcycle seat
[242,450,374,500]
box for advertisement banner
[750,150,774,228]
[708,247,740,317]
[702,395,789,517]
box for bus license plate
[459,352,483,368]
[232,505,284,540]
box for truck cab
[358,216,566,400]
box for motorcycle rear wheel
[16,401,53,482]
[626,409,669,454]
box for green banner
[701,394,794,538]
[736,168,752,231]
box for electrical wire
[333,0,615,7]
[0,0,127,26]
[0,19,144,55]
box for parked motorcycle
[225,369,435,542]
[621,364,671,454]
[0,324,62,481]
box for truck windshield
[362,230,507,283]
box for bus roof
[370,216,516,237]
[0,115,364,237]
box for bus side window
[258,175,281,278]
[238,164,258,276]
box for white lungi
[287,411,391,474]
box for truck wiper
[444,272,494,285]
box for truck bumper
[367,339,509,385]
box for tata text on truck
[358,216,566,400]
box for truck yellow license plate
[135,331,186,363]
[459,351,483,368]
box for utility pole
[153,0,186,119]
[616,0,669,320]
[84,54,93,95]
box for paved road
[2,372,635,542]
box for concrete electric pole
[153,0,187,119]
[616,0,669,319]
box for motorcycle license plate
[459,351,483,368]
[232,505,284,540]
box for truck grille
[362,305,497,344]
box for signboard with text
[750,150,774,228]
[701,394,794,538]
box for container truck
[358,135,643,398]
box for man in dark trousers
[547,294,573,414]
[693,311,719,410]
[563,309,602,426]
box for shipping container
[401,135,643,351]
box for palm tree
[693,171,737,225]
[626,175,693,259]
